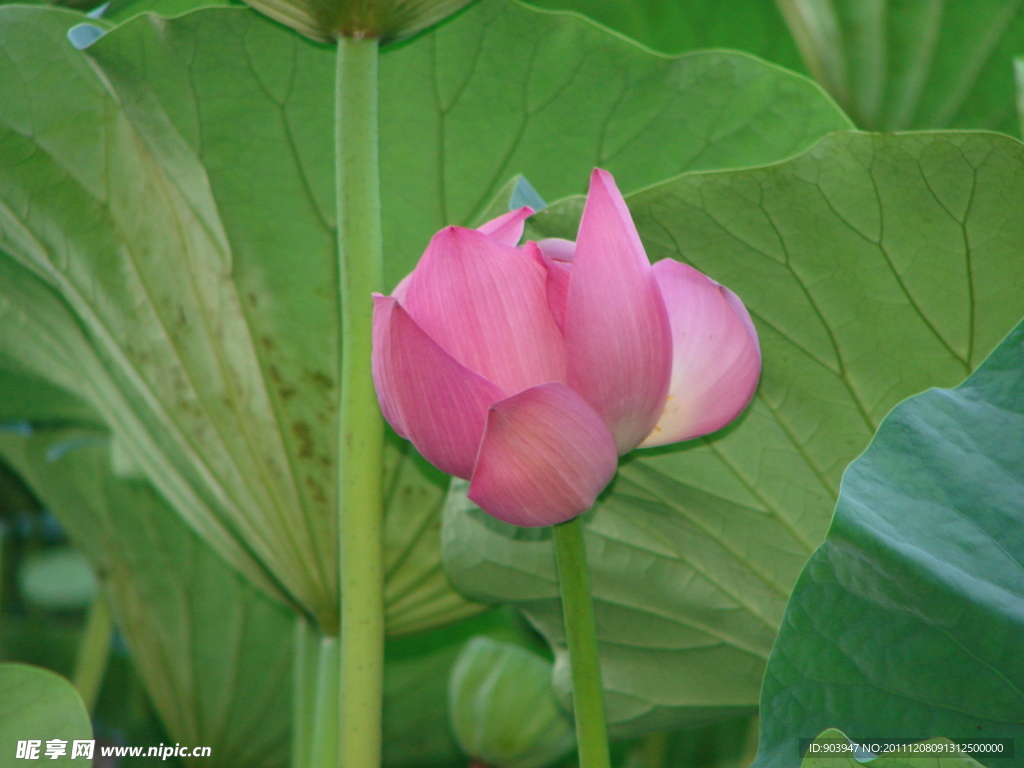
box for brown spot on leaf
[305,475,327,505]
[292,421,314,458]
[308,371,333,390]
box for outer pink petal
[476,206,535,247]
[468,383,618,527]
[565,168,672,454]
[402,226,566,394]
[372,295,504,479]
[640,260,761,447]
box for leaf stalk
[334,33,386,768]
[291,618,321,768]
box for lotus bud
[448,637,575,768]
[372,169,761,528]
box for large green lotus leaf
[525,0,802,66]
[84,0,853,290]
[0,0,848,630]
[0,5,338,625]
[775,0,1024,132]
[377,0,850,284]
[0,248,290,602]
[755,318,1024,767]
[443,131,1024,735]
[0,663,92,766]
[0,428,293,768]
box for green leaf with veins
[756,316,1024,768]
[0,0,848,630]
[443,131,1024,736]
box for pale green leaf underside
[525,0,802,66]
[0,428,293,768]
[443,131,1024,735]
[0,0,848,629]
[0,664,92,767]
[0,413,528,768]
[756,317,1024,768]
[778,0,1024,132]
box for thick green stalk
[552,517,611,768]
[73,593,114,712]
[310,637,341,768]
[291,618,321,768]
[335,33,386,768]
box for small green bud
[242,0,475,43]
[449,637,575,768]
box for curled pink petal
[565,168,672,454]
[640,260,761,447]
[536,238,576,262]
[402,226,566,394]
[525,241,572,334]
[372,295,504,479]
[476,206,535,247]
[468,383,618,527]
[372,296,410,438]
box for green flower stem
[291,618,320,768]
[309,637,341,768]
[335,33,386,768]
[552,516,611,768]
[73,593,114,712]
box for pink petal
[372,296,410,438]
[640,260,761,447]
[564,168,672,453]
[468,383,618,527]
[372,295,504,479]
[536,238,576,262]
[391,272,412,303]
[402,226,567,395]
[525,241,572,334]
[476,206,534,247]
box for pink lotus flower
[372,170,760,527]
